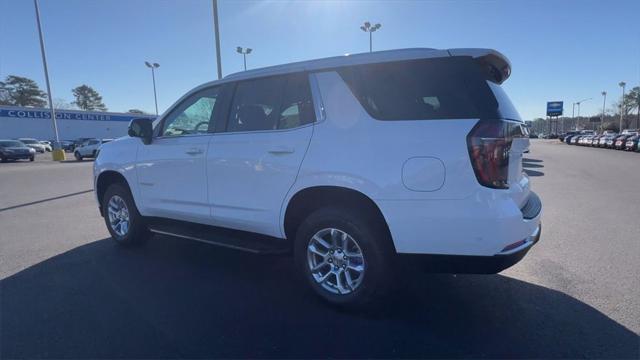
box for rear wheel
[29,156,34,162]
[74,152,82,161]
[102,183,149,246]
[294,207,393,307]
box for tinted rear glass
[337,56,517,121]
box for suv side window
[226,73,316,132]
[162,86,220,137]
[88,140,99,145]
[277,73,316,129]
[227,76,286,132]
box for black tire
[29,156,34,162]
[294,206,393,307]
[1,155,6,163]
[92,150,97,158]
[102,183,150,246]
[74,152,82,161]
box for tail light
[467,119,519,189]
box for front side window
[162,87,220,137]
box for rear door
[207,73,315,237]
[136,86,222,223]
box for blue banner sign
[0,106,155,122]
[546,101,563,117]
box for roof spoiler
[447,48,511,84]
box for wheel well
[96,171,129,208]
[283,186,395,251]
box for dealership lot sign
[546,101,563,117]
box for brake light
[467,120,516,189]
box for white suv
[94,48,542,306]
[75,139,112,160]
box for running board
[146,217,290,255]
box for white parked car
[94,48,542,306]
[18,138,46,153]
[74,139,112,160]
[39,141,52,152]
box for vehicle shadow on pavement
[2,236,637,359]
[523,158,545,177]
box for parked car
[72,138,97,151]
[17,138,46,153]
[614,134,633,150]
[39,141,52,152]
[570,135,581,144]
[60,140,75,152]
[563,132,579,143]
[94,48,542,306]
[624,135,639,151]
[0,140,35,162]
[74,139,113,160]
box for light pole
[145,61,160,116]
[619,81,626,132]
[601,91,607,131]
[360,22,381,52]
[236,47,252,71]
[34,0,63,160]
[212,0,222,80]
[574,98,592,130]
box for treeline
[0,75,147,114]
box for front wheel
[102,183,149,246]
[74,152,82,161]
[294,207,393,307]
[29,156,34,162]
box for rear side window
[337,57,501,121]
[226,73,316,132]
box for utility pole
[145,62,160,116]
[601,91,607,131]
[236,47,252,71]
[360,22,381,52]
[34,0,63,160]
[212,0,222,80]
[619,81,626,132]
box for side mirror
[128,118,153,145]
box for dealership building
[0,105,155,140]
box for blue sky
[1,0,639,120]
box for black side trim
[520,191,542,220]
[146,217,290,255]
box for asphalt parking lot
[1,141,638,358]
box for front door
[137,86,222,224]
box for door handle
[268,146,295,154]
[185,148,204,155]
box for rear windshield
[337,56,520,122]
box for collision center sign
[0,106,155,123]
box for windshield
[0,140,24,147]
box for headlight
[29,148,36,153]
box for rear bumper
[377,190,542,256]
[400,224,541,274]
